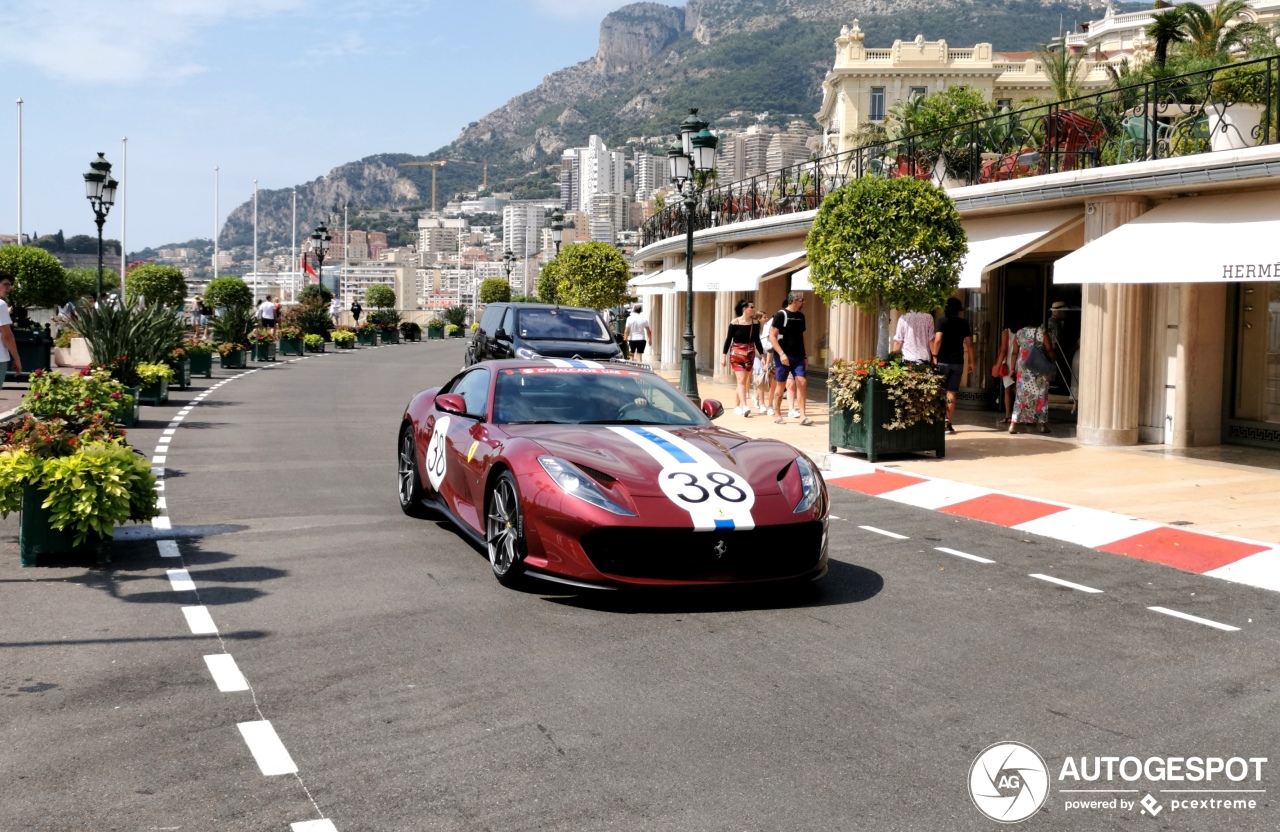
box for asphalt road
[2,340,1278,832]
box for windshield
[494,367,710,427]
[516,308,612,342]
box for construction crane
[399,159,490,211]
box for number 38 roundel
[609,426,756,531]
[424,415,451,491]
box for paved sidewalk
[668,370,1280,592]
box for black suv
[466,302,623,365]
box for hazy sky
[0,0,683,250]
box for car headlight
[793,455,820,513]
[515,347,542,360]
[538,456,636,516]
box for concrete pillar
[1076,196,1151,446]
[1172,283,1227,447]
[662,288,680,370]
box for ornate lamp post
[502,249,515,282]
[550,209,564,256]
[310,224,331,297]
[667,109,719,404]
[82,153,118,300]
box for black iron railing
[641,55,1280,248]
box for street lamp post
[550,209,564,256]
[667,109,719,404]
[502,250,515,283]
[311,224,331,299]
[82,153,118,301]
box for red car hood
[502,424,798,497]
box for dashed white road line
[1148,606,1240,632]
[859,525,908,540]
[166,568,196,592]
[156,540,180,558]
[935,546,994,564]
[152,515,171,531]
[237,721,299,775]
[181,606,217,634]
[292,820,339,832]
[204,654,250,692]
[1029,573,1104,594]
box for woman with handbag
[993,324,1018,426]
[1010,322,1056,434]
[722,298,762,417]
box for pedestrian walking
[351,300,363,327]
[272,298,282,338]
[0,271,23,386]
[769,292,812,426]
[751,311,773,412]
[257,295,277,332]
[721,298,761,417]
[993,323,1017,426]
[931,297,973,435]
[624,303,652,363]
[329,297,342,326]
[892,309,936,364]
[1009,321,1056,434]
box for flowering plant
[829,355,946,430]
[278,325,303,340]
[168,347,187,362]
[22,368,134,422]
[183,338,216,356]
[248,328,276,345]
[304,333,325,351]
[216,342,244,356]
[4,414,124,459]
[355,321,379,335]
[331,328,356,344]
[135,362,175,386]
[445,324,460,336]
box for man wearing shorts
[769,292,811,425]
[931,297,973,435]
[257,295,277,332]
[623,303,651,362]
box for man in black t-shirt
[768,291,812,425]
[930,297,973,435]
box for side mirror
[436,393,467,416]
[494,328,511,342]
[702,399,725,420]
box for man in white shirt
[892,310,935,364]
[329,296,342,326]
[257,295,278,337]
[623,304,652,362]
[0,272,23,386]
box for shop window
[869,88,886,122]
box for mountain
[221,0,1110,249]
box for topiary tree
[65,266,120,302]
[806,176,966,358]
[537,259,563,305]
[298,284,332,307]
[551,242,629,310]
[125,264,187,307]
[479,277,511,305]
[204,276,253,310]
[0,245,68,309]
[365,284,396,309]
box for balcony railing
[641,55,1280,248]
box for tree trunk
[876,298,891,359]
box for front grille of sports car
[580,522,824,581]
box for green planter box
[426,326,445,340]
[19,485,111,566]
[115,386,141,428]
[450,329,466,338]
[189,352,214,378]
[138,378,169,406]
[380,329,399,345]
[279,337,304,356]
[334,339,355,350]
[357,331,378,347]
[828,378,945,463]
[171,358,192,389]
[220,349,247,370]
[7,328,52,379]
[252,341,277,362]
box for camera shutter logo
[969,742,1050,823]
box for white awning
[792,266,812,291]
[1054,191,1280,284]
[959,209,1083,288]
[692,239,807,292]
[629,254,714,295]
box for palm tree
[1180,0,1266,59]
[1035,44,1087,101]
[1145,5,1188,69]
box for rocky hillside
[222,0,1111,248]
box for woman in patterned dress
[1009,323,1055,434]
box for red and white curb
[118,358,339,832]
[815,455,1280,595]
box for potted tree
[278,324,304,356]
[806,175,965,461]
[0,245,65,379]
[136,362,176,406]
[212,304,254,369]
[355,321,379,347]
[442,304,470,337]
[167,346,192,389]
[249,328,277,362]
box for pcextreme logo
[968,742,1269,823]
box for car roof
[475,358,655,375]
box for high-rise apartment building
[767,123,815,171]
[579,135,625,213]
[589,193,629,244]
[502,203,545,265]
[634,151,666,202]
[559,148,580,210]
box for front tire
[397,424,429,517]
[486,471,527,588]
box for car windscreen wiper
[503,420,564,425]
